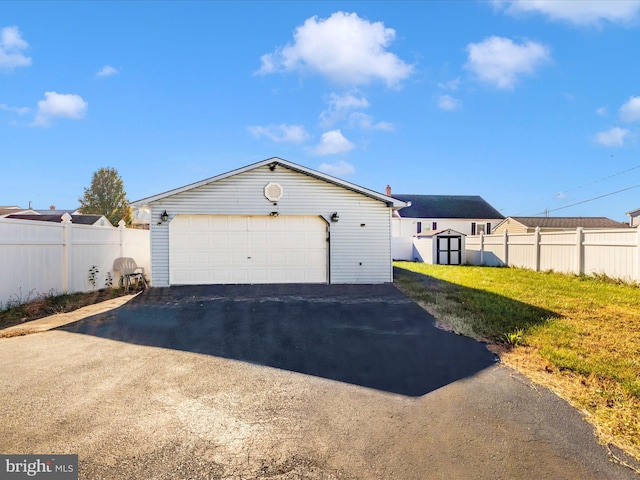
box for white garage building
[133,157,405,286]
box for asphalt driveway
[61,284,496,397]
[0,284,637,479]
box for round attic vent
[264,182,283,202]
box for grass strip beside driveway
[394,262,640,464]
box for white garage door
[169,215,328,284]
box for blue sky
[2,1,640,221]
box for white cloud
[318,160,355,176]
[96,65,119,77]
[247,124,310,143]
[257,11,413,87]
[438,77,461,91]
[594,127,631,147]
[348,112,394,131]
[596,106,608,116]
[465,36,551,89]
[437,94,462,111]
[32,92,88,127]
[619,96,640,122]
[0,26,31,71]
[320,92,370,127]
[494,0,640,26]
[0,103,30,115]
[311,129,355,155]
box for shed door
[169,215,328,284]
[436,236,462,265]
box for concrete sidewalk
[0,293,137,338]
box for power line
[533,182,640,215]
[555,162,640,196]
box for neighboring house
[0,206,39,217]
[131,206,151,230]
[493,216,628,234]
[389,190,503,261]
[626,207,640,227]
[34,208,81,216]
[132,157,405,286]
[6,213,113,227]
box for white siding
[413,237,434,264]
[149,164,392,286]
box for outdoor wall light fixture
[331,212,339,222]
[160,210,169,223]
[270,211,279,217]
[269,162,277,171]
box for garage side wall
[149,165,392,285]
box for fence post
[534,226,541,272]
[575,227,583,276]
[637,227,640,283]
[61,213,73,293]
[118,220,126,259]
[479,231,485,265]
[503,229,509,267]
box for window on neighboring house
[432,222,437,230]
[486,222,492,234]
[417,221,422,234]
[477,224,485,234]
[471,222,476,235]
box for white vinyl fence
[466,227,640,283]
[0,215,150,308]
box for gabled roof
[416,228,466,237]
[34,209,79,216]
[0,206,42,216]
[627,207,640,216]
[393,195,504,220]
[132,157,406,208]
[0,207,37,216]
[497,216,628,229]
[6,214,112,226]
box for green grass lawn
[394,262,640,462]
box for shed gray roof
[501,216,628,229]
[393,195,504,220]
[132,157,406,208]
[6,214,110,225]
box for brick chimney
[385,185,392,196]
[49,205,55,210]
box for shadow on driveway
[61,284,498,397]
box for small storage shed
[132,157,405,286]
[413,229,466,265]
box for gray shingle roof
[506,216,628,229]
[393,195,504,220]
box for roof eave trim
[132,157,406,208]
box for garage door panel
[230,233,248,246]
[210,216,229,229]
[212,251,231,264]
[191,216,210,229]
[228,217,247,230]
[170,215,327,285]
[268,232,287,247]
[210,233,229,246]
[250,217,268,230]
